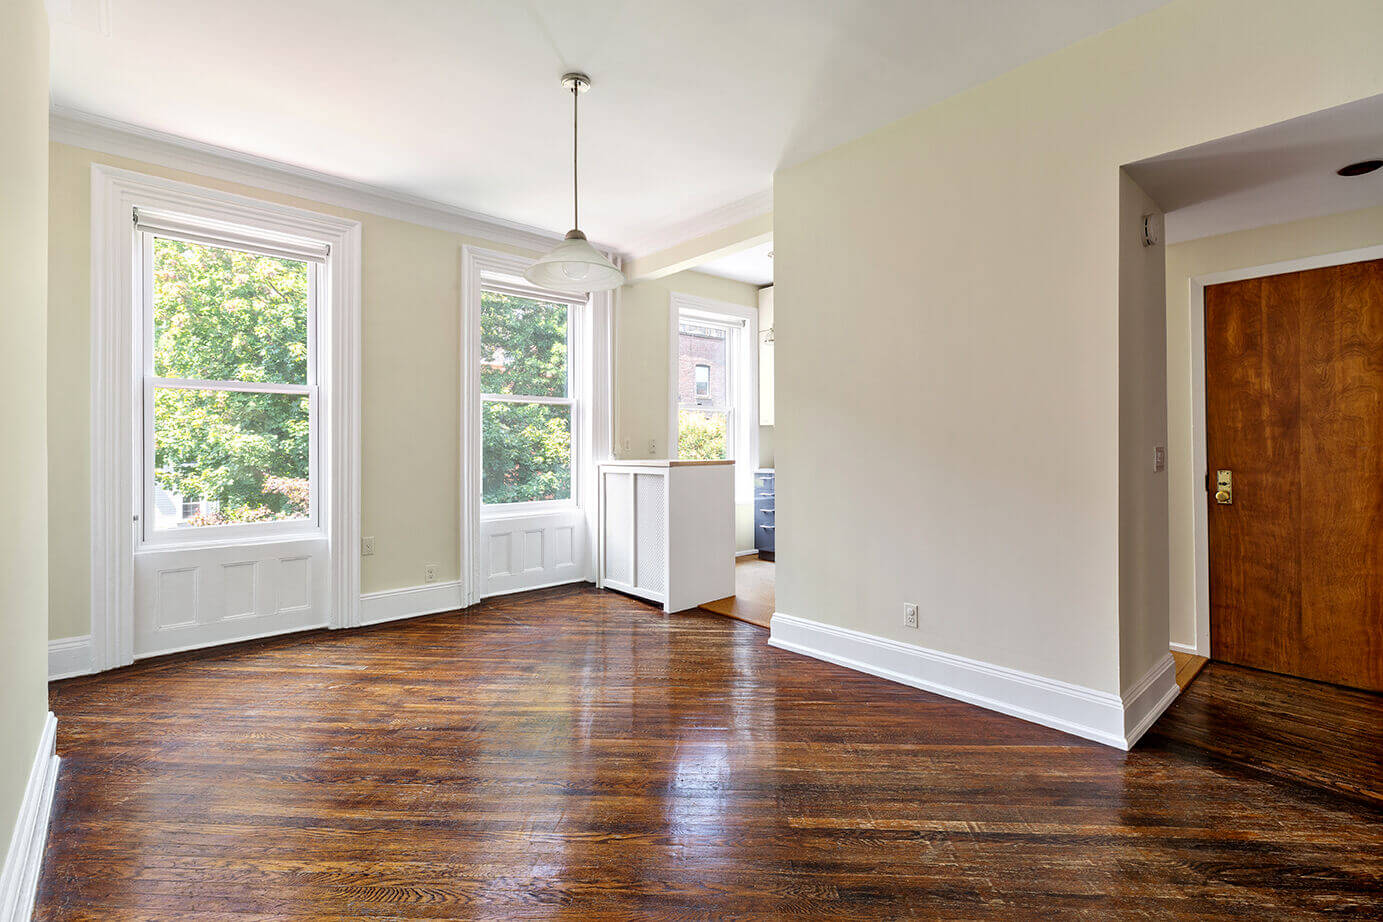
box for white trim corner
[49,636,94,681]
[359,581,466,626]
[0,712,59,922]
[768,612,1178,750]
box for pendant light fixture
[524,72,625,293]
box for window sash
[139,228,322,543]
[478,283,584,510]
[676,315,740,458]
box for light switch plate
[1153,445,1167,473]
[361,536,375,556]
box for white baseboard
[735,548,760,557]
[1168,641,1201,656]
[49,635,94,681]
[0,712,59,922]
[360,580,465,626]
[1121,654,1180,748]
[768,612,1178,750]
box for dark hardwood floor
[1145,659,1383,809]
[39,586,1383,919]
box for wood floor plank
[38,586,1383,919]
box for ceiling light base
[561,73,591,93]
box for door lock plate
[1215,469,1232,504]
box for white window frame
[668,294,759,502]
[477,279,587,515]
[136,224,323,546]
[461,246,615,608]
[90,165,362,671]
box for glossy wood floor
[698,555,775,628]
[1147,659,1383,810]
[40,587,1383,919]
[1171,649,1209,690]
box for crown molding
[47,105,623,258]
[625,187,774,262]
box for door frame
[1185,242,1383,658]
[90,165,362,671]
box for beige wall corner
[773,0,1383,698]
[1118,171,1169,694]
[0,0,53,866]
[1165,204,1383,652]
[624,212,772,282]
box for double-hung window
[676,317,737,461]
[137,209,324,540]
[479,284,584,507]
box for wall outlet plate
[903,602,919,629]
[1153,445,1167,473]
[648,438,657,454]
[361,536,375,556]
[424,564,438,583]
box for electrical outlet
[648,438,657,455]
[623,437,631,454]
[424,564,438,583]
[361,536,375,556]
[903,602,919,629]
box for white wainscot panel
[479,508,590,597]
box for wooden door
[1205,258,1383,691]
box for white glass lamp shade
[524,229,625,293]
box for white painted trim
[0,713,59,922]
[628,188,773,262]
[90,165,362,671]
[49,106,612,259]
[460,247,612,604]
[482,577,592,599]
[360,581,466,626]
[49,636,94,681]
[736,548,760,558]
[769,613,1177,750]
[1121,654,1180,748]
[1168,641,1200,656]
[667,293,759,502]
[1184,243,1383,659]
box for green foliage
[152,238,311,525]
[480,291,573,504]
[678,409,728,460]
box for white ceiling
[698,240,774,286]
[50,0,1171,256]
[1127,94,1383,244]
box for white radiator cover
[597,460,735,612]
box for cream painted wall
[1166,203,1383,650]
[1,0,51,852]
[774,0,1383,696]
[47,143,545,640]
[616,270,761,550]
[1118,172,1168,683]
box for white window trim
[461,246,614,607]
[90,165,362,671]
[668,293,759,502]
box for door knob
[1214,469,1232,504]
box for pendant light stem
[572,82,579,231]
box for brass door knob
[1215,490,1230,504]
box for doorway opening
[1125,94,1383,695]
